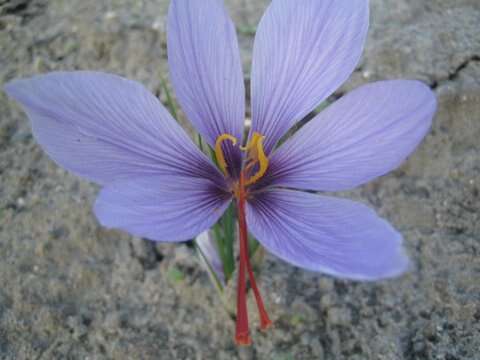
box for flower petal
[95,175,231,242]
[196,230,225,285]
[168,0,245,146]
[4,72,222,186]
[247,189,409,280]
[267,80,437,192]
[250,0,369,153]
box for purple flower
[196,230,226,286]
[5,0,436,345]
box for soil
[0,0,479,359]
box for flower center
[214,132,269,186]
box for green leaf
[237,25,257,36]
[221,203,236,281]
[167,266,185,283]
[160,77,178,120]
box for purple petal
[195,230,225,285]
[250,0,369,153]
[247,189,409,280]
[266,80,437,191]
[4,72,223,186]
[168,0,245,147]
[94,175,231,242]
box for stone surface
[1,0,479,359]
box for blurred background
[0,0,479,359]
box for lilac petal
[195,230,225,285]
[168,0,245,147]
[246,189,409,280]
[4,72,223,186]
[250,0,369,153]
[267,80,437,192]
[94,175,231,242]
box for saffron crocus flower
[5,0,437,346]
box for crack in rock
[430,55,480,89]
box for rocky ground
[0,0,479,359]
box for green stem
[222,203,235,281]
[160,77,178,120]
[197,134,204,152]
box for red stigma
[234,172,272,345]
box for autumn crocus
[5,0,436,346]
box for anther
[214,132,269,185]
[242,132,268,186]
[215,134,237,176]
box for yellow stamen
[214,132,269,186]
[243,132,268,186]
[240,132,262,151]
[215,134,237,176]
